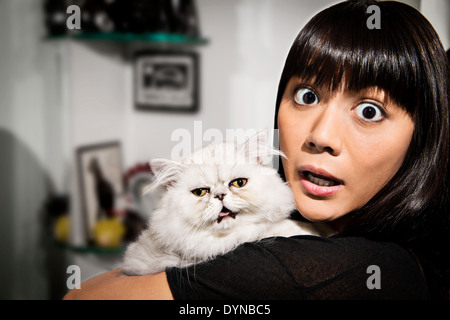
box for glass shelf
[46,32,209,45]
[52,239,126,255]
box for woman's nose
[304,105,343,156]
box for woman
[65,0,449,299]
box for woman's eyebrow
[288,79,393,104]
[350,87,388,101]
[289,76,317,85]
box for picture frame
[76,141,124,242]
[134,51,199,112]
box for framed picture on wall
[76,141,124,243]
[134,51,199,112]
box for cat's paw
[122,241,181,276]
[121,259,162,276]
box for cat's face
[150,134,295,234]
[168,163,282,232]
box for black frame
[76,141,124,243]
[134,50,199,113]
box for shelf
[52,239,126,255]
[46,32,209,45]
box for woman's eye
[294,88,319,105]
[230,178,248,188]
[191,188,210,197]
[355,103,384,122]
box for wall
[420,0,450,50]
[0,0,53,299]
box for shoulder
[253,234,417,271]
[255,235,428,299]
[167,235,429,299]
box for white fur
[122,133,329,276]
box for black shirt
[166,235,429,299]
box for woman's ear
[143,158,183,193]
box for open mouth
[217,206,238,223]
[302,171,341,187]
[299,167,344,197]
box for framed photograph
[134,51,199,112]
[76,141,124,242]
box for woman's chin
[294,196,349,223]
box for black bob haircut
[273,0,449,298]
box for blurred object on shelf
[93,216,125,248]
[123,162,152,183]
[123,161,163,220]
[76,141,123,244]
[105,0,134,33]
[89,157,115,220]
[161,0,178,33]
[177,0,200,37]
[44,193,144,250]
[45,194,70,242]
[45,194,70,220]
[53,214,70,243]
[124,0,172,34]
[76,0,115,33]
[43,0,202,37]
[44,0,69,36]
[114,194,147,244]
[124,162,153,211]
[122,209,147,243]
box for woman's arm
[63,268,174,300]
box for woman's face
[278,77,414,224]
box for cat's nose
[214,193,226,201]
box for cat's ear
[241,131,285,166]
[143,158,183,193]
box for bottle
[108,0,133,33]
[177,0,200,37]
[44,0,69,36]
[77,0,115,33]
[127,0,171,34]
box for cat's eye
[191,188,210,197]
[294,87,319,105]
[229,178,248,188]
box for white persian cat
[122,132,329,276]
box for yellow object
[54,214,70,243]
[93,217,126,248]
